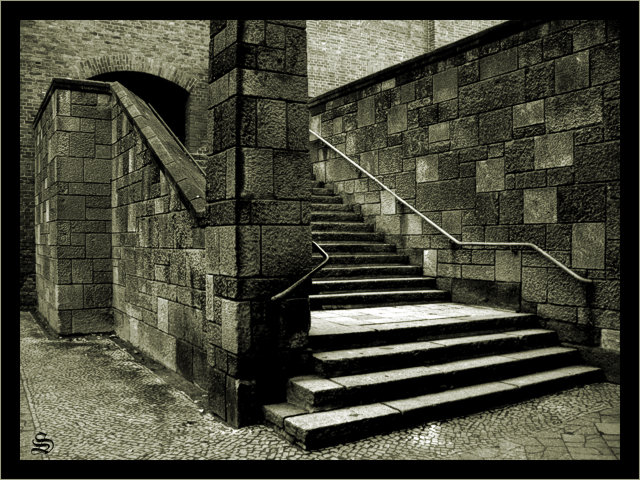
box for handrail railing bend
[271,242,330,302]
[309,129,593,284]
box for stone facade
[309,19,621,355]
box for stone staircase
[263,180,603,450]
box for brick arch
[73,54,198,92]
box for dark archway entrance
[91,71,188,144]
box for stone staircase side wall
[308,20,620,360]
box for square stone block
[72,308,113,334]
[84,158,112,183]
[479,48,517,80]
[423,249,437,277]
[513,100,544,128]
[524,187,557,224]
[534,131,573,169]
[86,233,111,258]
[56,157,84,182]
[57,196,85,220]
[429,122,450,143]
[71,259,93,283]
[261,226,311,277]
[600,328,619,352]
[55,284,84,310]
[495,250,522,282]
[388,104,407,134]
[416,155,438,183]
[476,158,505,192]
[433,68,458,103]
[572,223,605,269]
[555,51,589,94]
[401,214,423,235]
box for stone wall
[309,20,620,358]
[34,80,114,335]
[20,20,210,306]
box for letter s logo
[31,432,54,455]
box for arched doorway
[90,71,189,144]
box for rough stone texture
[572,223,605,270]
[476,158,505,193]
[534,132,573,169]
[523,188,557,224]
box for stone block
[72,308,113,334]
[240,69,307,101]
[287,102,308,151]
[513,100,544,129]
[524,187,557,224]
[533,131,573,170]
[380,190,396,215]
[422,249,437,277]
[274,151,308,199]
[524,61,554,101]
[592,280,619,311]
[378,146,403,175]
[459,70,524,115]
[590,41,619,85]
[476,158,504,192]
[49,131,70,159]
[284,25,307,75]
[57,195,85,220]
[557,183,606,224]
[402,128,428,157]
[158,297,169,332]
[55,284,84,310]
[504,138,534,174]
[429,122,449,143]
[451,116,478,149]
[376,214,401,235]
[71,259,93,283]
[416,155,438,183]
[261,226,311,277]
[495,250,522,282]
[518,39,542,68]
[388,104,407,134]
[438,263,461,278]
[401,214,423,235]
[241,148,273,198]
[462,264,494,281]
[479,48,517,79]
[442,210,462,234]
[546,269,587,307]
[84,284,112,308]
[69,132,95,158]
[84,158,112,183]
[475,192,499,225]
[56,157,84,182]
[573,20,606,51]
[522,267,547,302]
[572,223,605,270]
[545,88,603,133]
[537,304,577,324]
[479,108,512,144]
[433,68,458,103]
[574,141,619,183]
[543,31,572,59]
[555,51,589,94]
[396,172,415,199]
[86,233,111,258]
[257,99,286,149]
[357,96,375,127]
[138,321,177,371]
[417,178,475,211]
[600,329,619,352]
[176,339,194,381]
[220,298,252,355]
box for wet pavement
[19,310,621,461]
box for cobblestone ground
[19,311,620,461]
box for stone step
[264,365,602,449]
[311,329,558,376]
[313,264,423,278]
[313,253,409,266]
[311,203,353,212]
[308,180,325,189]
[312,276,435,294]
[315,241,396,253]
[311,221,373,232]
[312,231,386,242]
[287,347,581,412]
[310,289,449,311]
[311,211,362,222]
[310,194,343,204]
[312,187,335,196]
[308,310,538,351]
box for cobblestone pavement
[19,311,621,461]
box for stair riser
[312,232,385,242]
[310,195,343,204]
[312,278,437,294]
[312,188,335,196]
[312,222,373,232]
[310,291,448,310]
[314,254,409,266]
[314,265,422,278]
[314,332,558,377]
[311,203,353,212]
[312,212,361,222]
[289,351,580,412]
[309,315,539,351]
[316,243,396,253]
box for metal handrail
[146,102,206,176]
[271,241,330,302]
[310,129,593,284]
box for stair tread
[313,329,554,362]
[314,276,433,284]
[311,289,446,297]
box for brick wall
[20,20,210,306]
[309,20,621,357]
[434,20,506,49]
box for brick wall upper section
[307,20,432,97]
[434,20,506,49]
[309,19,621,352]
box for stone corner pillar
[203,20,312,427]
